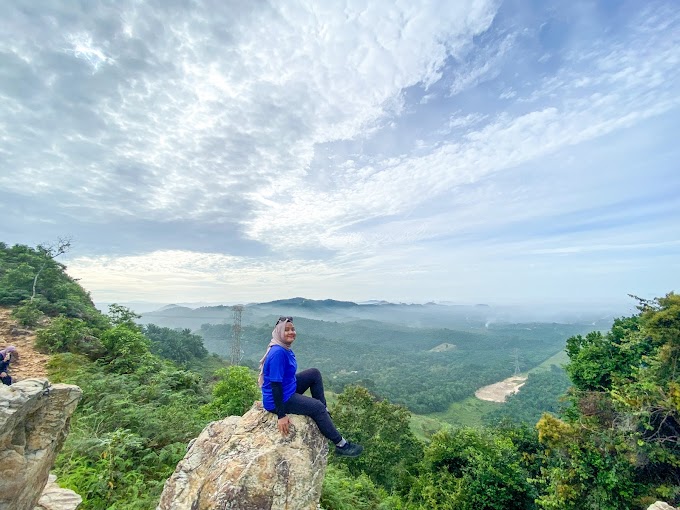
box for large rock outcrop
[0,378,82,510]
[158,403,328,510]
[648,503,677,510]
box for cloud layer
[1,0,679,307]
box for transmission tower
[230,305,244,365]
[511,348,521,375]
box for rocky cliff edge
[158,403,328,510]
[0,378,82,510]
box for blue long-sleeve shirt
[261,346,297,413]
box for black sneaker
[335,442,363,458]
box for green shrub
[56,428,167,510]
[200,366,260,420]
[100,325,152,373]
[12,300,43,327]
[321,464,396,510]
[46,353,92,383]
[36,316,90,353]
[407,428,537,510]
[330,385,423,491]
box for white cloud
[66,249,371,302]
[525,240,680,256]
[2,1,679,306]
[65,33,113,71]
[0,0,504,245]
[244,6,680,253]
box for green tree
[107,304,142,328]
[144,324,208,364]
[0,242,103,320]
[50,351,209,509]
[616,294,680,479]
[200,366,260,420]
[1,262,34,299]
[406,427,537,510]
[535,414,638,510]
[29,237,71,301]
[537,293,680,509]
[565,316,643,392]
[1,241,218,510]
[331,385,423,491]
[100,325,152,373]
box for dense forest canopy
[0,242,677,509]
[197,318,592,414]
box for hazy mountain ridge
[134,297,623,331]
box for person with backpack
[258,317,363,457]
[0,345,17,386]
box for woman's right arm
[270,382,286,418]
[271,381,290,435]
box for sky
[1,0,679,310]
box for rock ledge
[158,404,328,510]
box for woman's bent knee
[304,398,327,417]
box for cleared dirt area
[475,375,527,403]
[0,307,49,382]
[428,343,456,352]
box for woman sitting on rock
[258,317,363,458]
[0,345,17,386]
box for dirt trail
[475,375,527,403]
[0,307,49,382]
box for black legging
[283,368,342,444]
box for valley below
[138,299,598,429]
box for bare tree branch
[31,236,72,301]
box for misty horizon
[96,295,640,326]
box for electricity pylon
[230,305,244,365]
[511,348,521,375]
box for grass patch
[409,413,446,441]
[529,349,569,373]
[424,397,501,429]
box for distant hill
[259,297,357,308]
[137,296,621,332]
[138,297,489,330]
